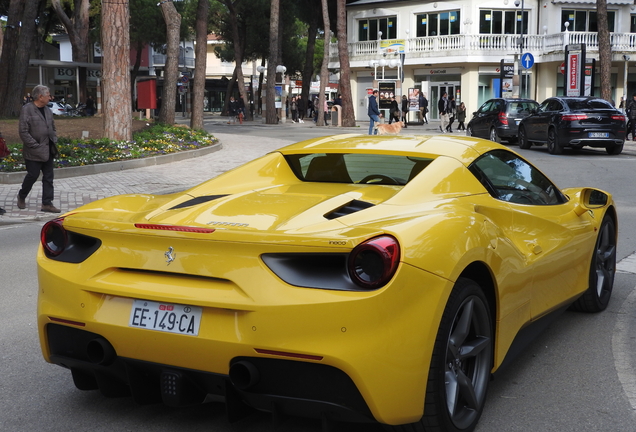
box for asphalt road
[1,121,635,432]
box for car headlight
[348,235,400,289]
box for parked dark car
[518,96,626,155]
[467,98,539,143]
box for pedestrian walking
[419,92,429,124]
[298,97,306,123]
[17,85,61,213]
[237,95,246,124]
[389,96,400,124]
[626,93,636,140]
[228,96,239,124]
[401,95,409,128]
[438,92,449,133]
[446,95,457,133]
[456,102,467,131]
[85,95,95,116]
[290,96,299,123]
[0,131,8,215]
[368,90,381,135]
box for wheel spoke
[456,368,479,410]
[449,299,474,350]
[458,336,490,360]
[445,370,460,416]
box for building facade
[334,0,636,122]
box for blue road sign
[521,53,535,69]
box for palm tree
[317,0,329,126]
[190,0,209,131]
[597,0,612,103]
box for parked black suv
[467,98,539,144]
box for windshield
[285,153,434,185]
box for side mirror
[573,188,609,216]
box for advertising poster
[275,85,282,108]
[378,82,395,109]
[408,88,420,111]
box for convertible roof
[276,134,505,165]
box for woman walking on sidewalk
[456,102,467,131]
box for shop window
[358,16,397,41]
[416,11,460,37]
[562,10,615,32]
[631,15,636,33]
[479,9,527,35]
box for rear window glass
[566,99,614,110]
[285,153,434,185]
[506,101,538,114]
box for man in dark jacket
[17,85,60,213]
[419,92,428,124]
[438,92,449,133]
[368,90,381,135]
[626,92,636,140]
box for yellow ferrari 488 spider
[37,134,616,432]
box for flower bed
[0,123,218,172]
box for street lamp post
[623,55,630,112]
[514,0,525,98]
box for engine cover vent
[324,200,375,220]
[169,195,229,210]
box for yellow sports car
[37,134,616,432]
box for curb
[0,141,223,184]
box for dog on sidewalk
[374,121,404,135]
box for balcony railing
[331,32,636,64]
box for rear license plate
[129,299,202,336]
[589,132,609,138]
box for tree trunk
[225,0,249,120]
[336,0,354,127]
[266,0,279,124]
[102,0,132,141]
[301,0,320,110]
[597,0,612,103]
[51,0,90,103]
[159,1,182,125]
[0,0,26,116]
[190,0,209,131]
[317,0,330,127]
[130,40,144,111]
[6,0,39,117]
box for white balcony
[330,32,636,66]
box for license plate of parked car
[589,132,609,138]
[129,299,202,336]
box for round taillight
[348,235,400,289]
[41,218,68,257]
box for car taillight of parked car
[561,114,588,121]
[611,114,626,121]
[498,112,508,125]
[41,218,67,257]
[348,235,400,289]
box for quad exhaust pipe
[229,361,260,390]
[86,338,116,366]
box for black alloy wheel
[546,127,563,155]
[413,278,493,432]
[489,127,500,143]
[570,214,616,312]
[606,142,624,155]
[518,126,531,149]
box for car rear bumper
[37,256,450,425]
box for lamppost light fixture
[276,65,287,74]
[256,65,266,73]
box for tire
[518,126,531,149]
[389,278,493,432]
[606,142,624,155]
[489,127,500,143]
[570,215,616,312]
[546,128,563,155]
[466,125,474,137]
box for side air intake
[324,200,375,220]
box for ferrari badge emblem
[164,246,176,265]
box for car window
[538,99,552,112]
[546,100,563,111]
[566,99,614,110]
[469,150,566,205]
[506,101,538,114]
[285,153,435,185]
[478,101,493,114]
